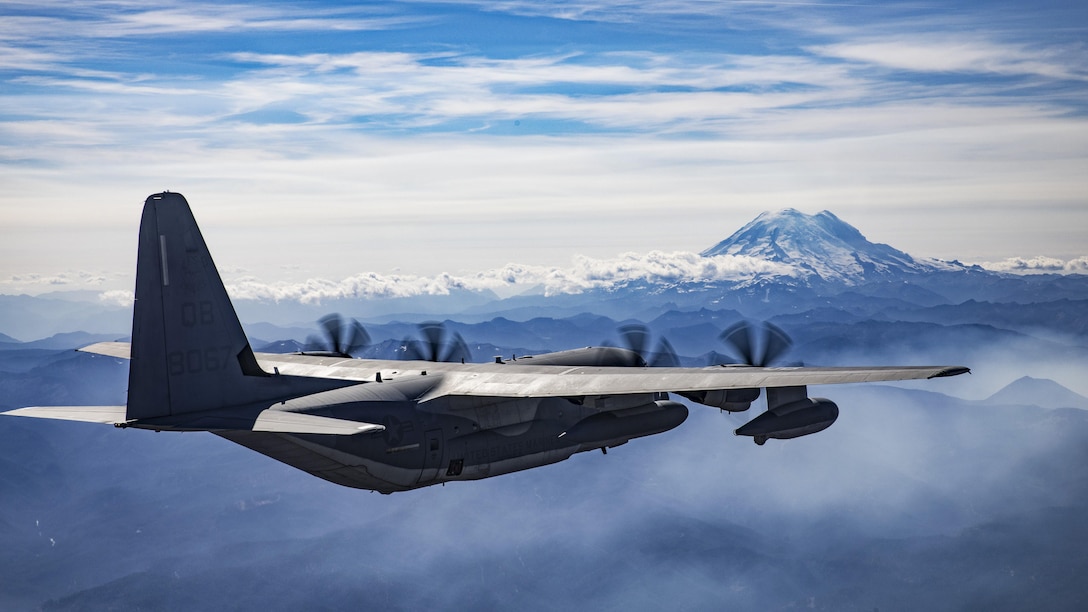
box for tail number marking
[167,346,233,376]
[181,301,215,327]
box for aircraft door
[418,428,445,484]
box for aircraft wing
[417,364,967,398]
[247,351,966,396]
[78,341,966,399]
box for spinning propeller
[400,321,472,363]
[714,320,795,367]
[304,313,371,358]
[605,323,680,367]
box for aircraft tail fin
[127,192,338,420]
[0,192,381,437]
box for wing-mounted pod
[676,388,760,412]
[733,386,839,445]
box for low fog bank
[2,331,1087,609]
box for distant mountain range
[460,208,1088,322]
[2,208,1087,338]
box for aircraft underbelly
[421,399,689,487]
[218,399,688,493]
[214,431,408,492]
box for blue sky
[1,0,1086,298]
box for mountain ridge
[4,208,1088,334]
[701,208,967,285]
[986,376,1088,410]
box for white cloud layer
[0,271,117,293]
[223,251,791,303]
[0,250,789,300]
[977,256,1088,275]
[8,250,1086,307]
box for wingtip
[2,405,129,424]
[930,366,971,378]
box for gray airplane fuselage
[216,389,688,494]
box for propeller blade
[716,320,794,367]
[604,323,679,367]
[440,331,471,363]
[719,321,757,365]
[308,313,370,357]
[649,337,680,368]
[399,321,472,362]
[318,313,344,354]
[344,320,371,356]
[418,322,444,362]
[761,322,793,367]
[617,324,650,361]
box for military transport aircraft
[2,193,968,494]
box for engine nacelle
[677,388,760,412]
[734,398,839,445]
[507,346,644,367]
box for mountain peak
[701,208,957,284]
[986,376,1088,410]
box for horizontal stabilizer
[3,406,128,424]
[251,410,385,436]
[2,405,382,436]
[79,342,131,359]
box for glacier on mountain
[701,208,966,285]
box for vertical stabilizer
[127,193,286,419]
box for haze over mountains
[2,207,1087,340]
[2,207,1087,609]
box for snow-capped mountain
[701,209,964,285]
[5,208,1086,335]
